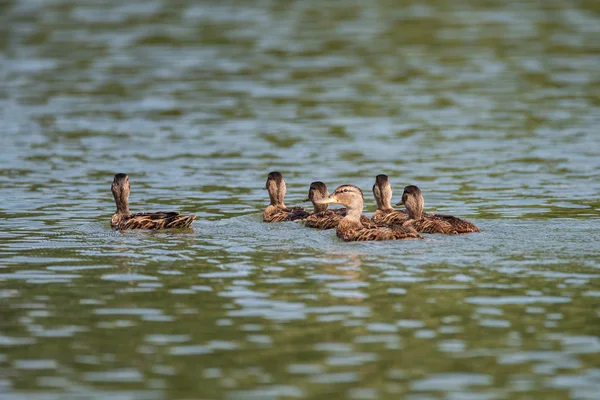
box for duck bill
[396,200,404,206]
[303,197,310,202]
[314,197,339,205]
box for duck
[110,173,196,230]
[304,181,375,229]
[398,185,479,234]
[263,171,310,222]
[315,184,422,242]
[372,174,410,226]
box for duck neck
[345,198,364,221]
[313,202,328,213]
[379,194,393,211]
[113,191,131,216]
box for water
[1,0,599,399]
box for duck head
[397,185,424,219]
[315,184,364,219]
[305,181,329,213]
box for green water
[1,0,599,399]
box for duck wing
[372,209,409,226]
[305,210,342,229]
[264,206,309,222]
[285,206,310,221]
[359,215,379,229]
[338,225,422,242]
[117,212,195,230]
[432,214,479,233]
[405,216,458,234]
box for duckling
[263,171,310,222]
[315,185,422,242]
[372,174,410,226]
[304,181,375,229]
[110,173,195,230]
[398,185,479,234]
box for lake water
[1,0,599,399]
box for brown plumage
[315,185,422,242]
[372,174,410,226]
[304,181,375,229]
[110,173,196,231]
[263,171,310,222]
[398,185,479,234]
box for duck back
[306,208,375,230]
[263,205,309,222]
[407,214,478,234]
[372,209,409,225]
[112,212,195,230]
[336,218,421,242]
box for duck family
[304,181,375,230]
[109,171,479,241]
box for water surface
[1,0,600,399]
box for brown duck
[263,171,310,222]
[304,181,375,229]
[372,174,410,226]
[110,173,195,230]
[315,184,422,242]
[398,185,479,234]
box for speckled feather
[305,208,375,230]
[112,212,195,230]
[336,218,422,242]
[372,209,409,225]
[405,214,479,234]
[263,205,309,222]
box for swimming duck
[263,171,310,222]
[304,181,375,229]
[315,184,422,242]
[398,185,479,234]
[372,174,410,226]
[110,173,196,230]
